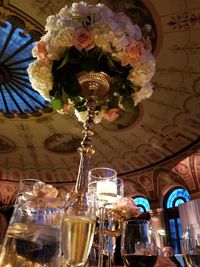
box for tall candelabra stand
[72,71,140,267]
[75,71,111,193]
[72,71,111,267]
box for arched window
[133,196,150,212]
[166,188,190,208]
[164,187,190,254]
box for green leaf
[51,98,64,111]
[57,49,70,70]
[61,89,69,103]
[119,96,135,112]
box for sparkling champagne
[122,254,157,267]
[0,223,61,267]
[62,216,96,266]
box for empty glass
[0,179,64,267]
[121,219,158,267]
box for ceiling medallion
[44,134,82,153]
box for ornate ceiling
[0,0,200,205]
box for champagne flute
[121,219,158,267]
[62,192,96,267]
[88,167,117,267]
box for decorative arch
[153,168,189,199]
[124,178,150,198]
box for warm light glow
[96,180,117,203]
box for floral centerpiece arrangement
[28,2,155,123]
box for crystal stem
[75,96,96,193]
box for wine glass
[182,224,200,267]
[62,192,96,267]
[121,219,158,267]
[88,167,117,267]
[0,179,63,267]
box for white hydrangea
[128,56,156,86]
[27,61,53,100]
[133,82,153,105]
[45,15,60,31]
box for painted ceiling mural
[0,0,200,206]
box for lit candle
[96,180,117,204]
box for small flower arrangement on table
[108,196,141,221]
[28,2,155,123]
[104,197,141,237]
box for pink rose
[101,108,119,122]
[73,27,95,51]
[142,36,152,51]
[35,41,48,63]
[127,40,144,62]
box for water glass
[88,168,117,267]
[88,167,117,205]
[121,219,158,267]
[62,192,96,267]
[0,179,64,267]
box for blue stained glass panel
[0,16,50,118]
[169,219,178,254]
[0,21,12,50]
[167,188,190,209]
[133,197,150,212]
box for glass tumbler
[0,179,64,267]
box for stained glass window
[166,188,190,208]
[0,16,52,118]
[164,187,190,254]
[133,196,150,212]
